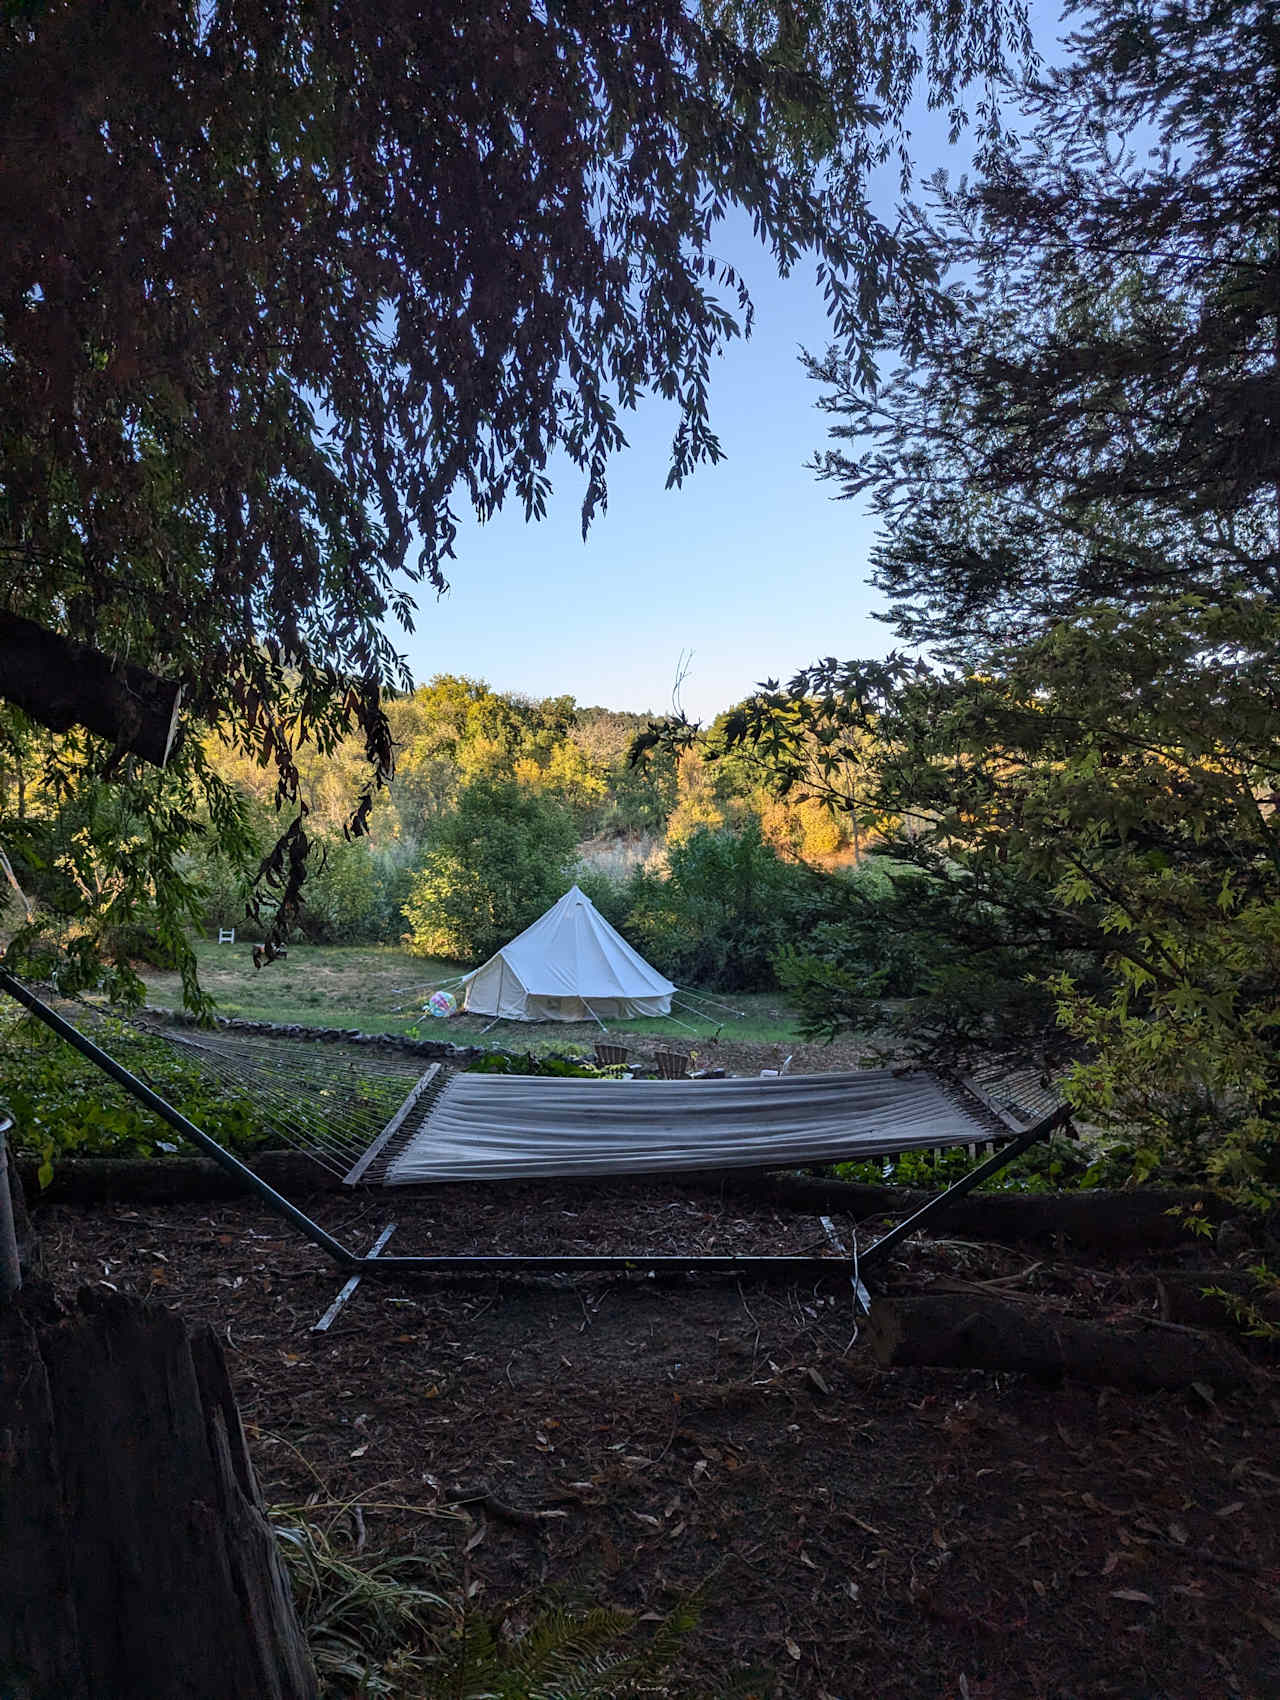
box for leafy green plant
[1,1010,268,1184]
[464,1052,603,1079]
[427,1601,703,1700]
[273,1507,711,1699]
[1202,1263,1280,1344]
[833,1131,1094,1194]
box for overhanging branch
[0,611,183,768]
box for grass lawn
[142,939,808,1050]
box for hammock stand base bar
[360,1253,847,1276]
[0,969,1067,1286]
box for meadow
[142,938,809,1051]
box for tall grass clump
[274,1506,717,1699]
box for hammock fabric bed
[373,1068,1000,1186]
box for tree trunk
[0,609,183,768]
[0,1283,317,1700]
[867,1294,1252,1392]
[707,1171,1230,1252]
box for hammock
[0,966,1070,1284]
[376,1069,1001,1185]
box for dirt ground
[32,1176,1280,1700]
[587,1028,873,1080]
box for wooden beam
[342,1064,441,1186]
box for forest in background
[190,671,882,989]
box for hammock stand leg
[313,1222,397,1331]
[855,1104,1072,1277]
[0,968,1068,1288]
[0,967,361,1271]
[0,974,845,1279]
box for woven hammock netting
[2,999,431,1179]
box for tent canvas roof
[467,885,673,1002]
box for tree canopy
[811,0,1280,656]
[0,0,1028,981]
[723,0,1280,1190]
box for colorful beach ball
[427,989,457,1018]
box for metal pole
[0,968,358,1270]
[0,964,1071,1289]
[0,1113,21,1300]
[856,1103,1072,1273]
[0,972,851,1282]
[363,1252,844,1276]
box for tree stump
[0,1283,317,1700]
[867,1294,1252,1392]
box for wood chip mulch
[32,1178,1280,1700]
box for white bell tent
[461,885,674,1022]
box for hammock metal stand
[0,967,1069,1285]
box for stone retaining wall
[145,1004,484,1060]
[144,1006,603,1074]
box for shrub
[402,779,579,962]
[188,819,420,946]
[625,820,841,991]
[303,837,420,944]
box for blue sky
[399,11,1064,724]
